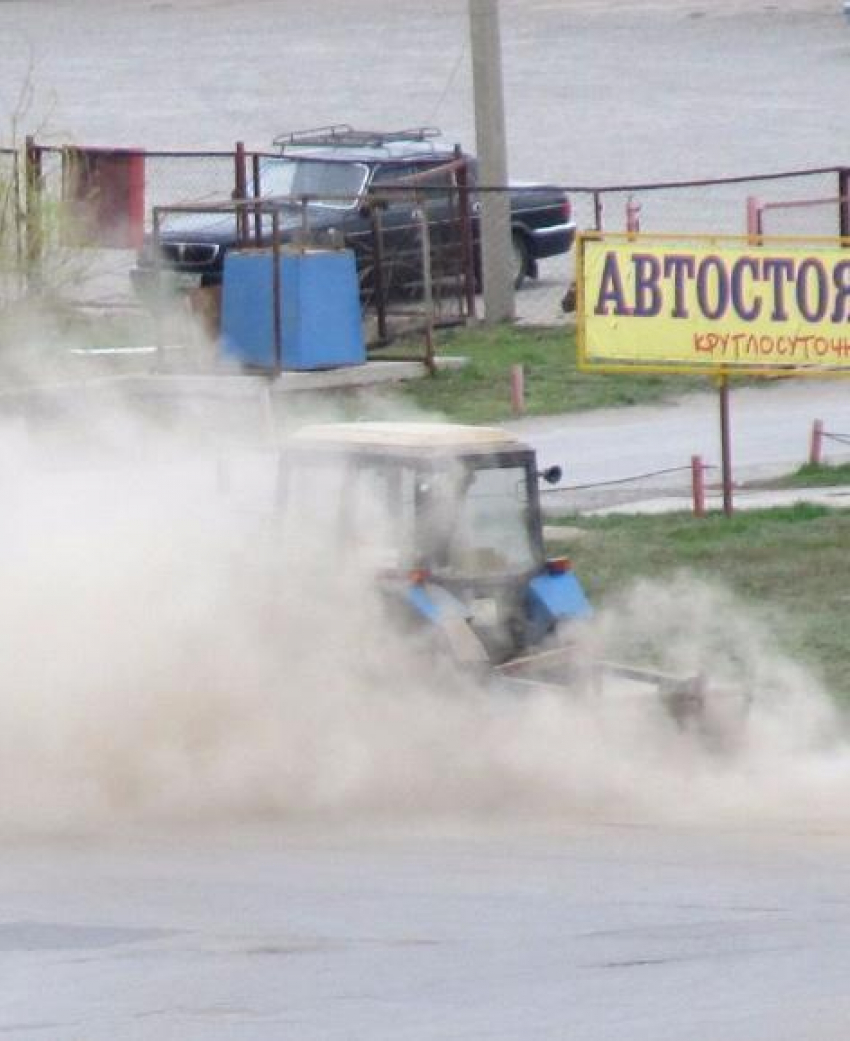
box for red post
[592,190,603,232]
[691,455,706,518]
[809,419,824,467]
[127,150,146,250]
[510,363,525,415]
[746,195,762,240]
[625,195,641,234]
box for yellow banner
[578,234,850,373]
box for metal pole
[469,0,514,323]
[152,206,164,367]
[299,197,309,248]
[368,203,389,345]
[272,209,282,372]
[251,153,262,244]
[839,168,850,240]
[12,149,24,292]
[746,195,762,240]
[454,144,477,319]
[718,375,734,517]
[234,140,248,244]
[24,135,42,292]
[592,190,603,232]
[625,195,641,234]
[690,455,705,518]
[418,203,436,374]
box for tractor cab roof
[290,422,530,458]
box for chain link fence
[7,142,850,348]
[25,145,237,311]
[516,167,848,325]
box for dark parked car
[131,126,576,302]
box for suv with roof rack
[131,125,576,302]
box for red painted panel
[62,147,146,249]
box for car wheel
[511,232,530,290]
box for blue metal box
[221,248,366,370]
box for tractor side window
[443,464,537,576]
[350,463,416,570]
[280,454,352,553]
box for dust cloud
[0,362,847,837]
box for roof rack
[273,125,443,151]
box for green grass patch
[385,325,709,423]
[769,461,850,489]
[549,504,850,700]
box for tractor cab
[280,422,591,664]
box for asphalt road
[1,0,845,184]
[506,376,850,505]
[5,822,850,1040]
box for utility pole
[468,0,514,323]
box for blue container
[221,248,366,370]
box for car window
[370,163,422,186]
[257,157,369,209]
[372,162,455,188]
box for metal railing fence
[150,181,475,365]
[6,139,850,342]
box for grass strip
[385,325,709,423]
[548,504,850,701]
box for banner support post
[718,374,734,518]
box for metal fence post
[234,140,248,244]
[839,168,850,239]
[271,207,282,372]
[691,455,706,518]
[251,152,262,244]
[746,195,763,239]
[24,135,43,292]
[718,375,734,518]
[593,190,603,232]
[152,205,164,366]
[626,195,641,234]
[454,144,477,320]
[417,200,436,374]
[5,148,25,293]
[368,202,389,346]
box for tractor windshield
[279,447,541,578]
[417,461,539,578]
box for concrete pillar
[469,0,514,323]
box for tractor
[279,421,710,722]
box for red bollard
[691,455,706,518]
[510,364,525,416]
[809,419,824,467]
[626,195,641,235]
[746,195,763,240]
